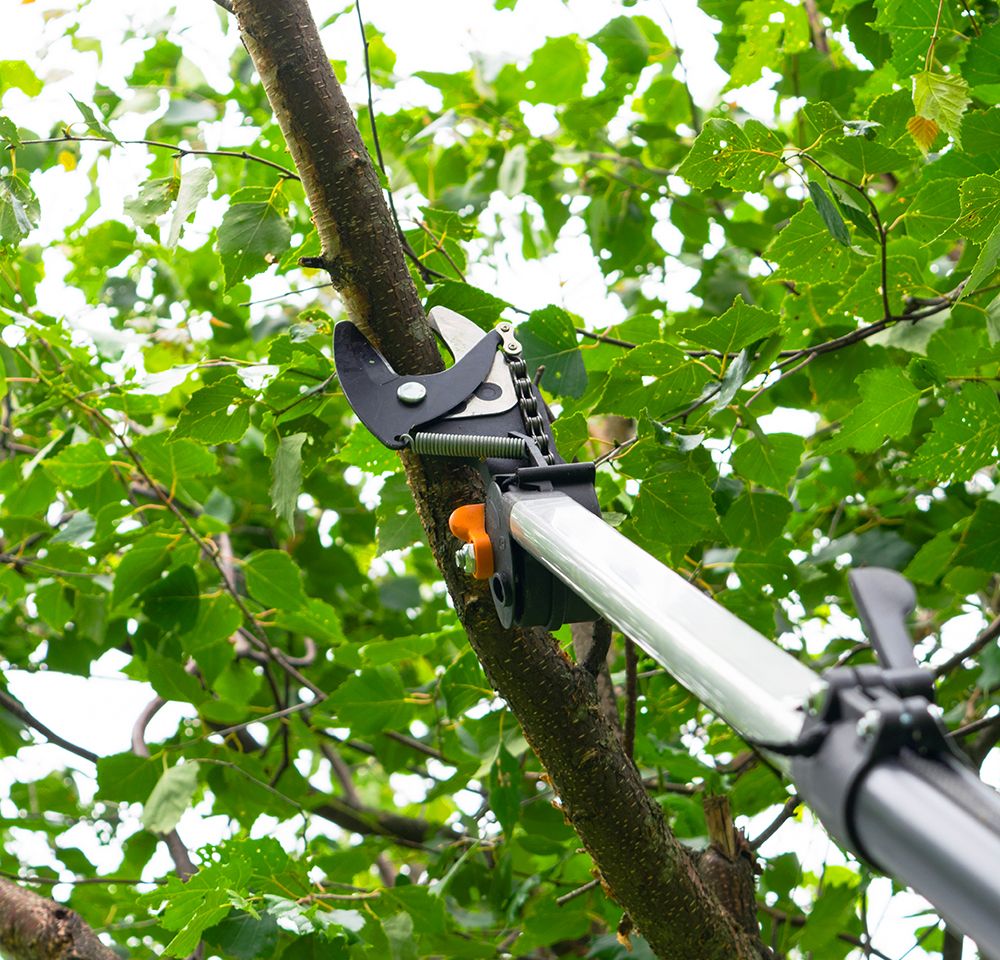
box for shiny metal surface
[855,761,1000,953]
[508,494,815,746]
[427,306,517,418]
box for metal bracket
[792,567,961,864]
[485,446,601,628]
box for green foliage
[0,2,997,958]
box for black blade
[333,321,501,449]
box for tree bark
[231,2,762,955]
[0,879,119,960]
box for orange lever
[448,503,494,579]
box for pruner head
[333,314,503,449]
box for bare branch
[0,689,98,765]
[935,614,1000,678]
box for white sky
[1,2,994,957]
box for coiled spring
[403,432,529,460]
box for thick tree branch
[0,879,118,960]
[230,1,763,955]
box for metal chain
[496,322,555,465]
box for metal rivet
[397,381,427,405]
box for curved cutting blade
[333,320,501,448]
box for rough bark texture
[0,879,119,960]
[231,2,762,956]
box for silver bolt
[397,381,427,405]
[455,543,476,575]
[856,710,881,739]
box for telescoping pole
[508,492,1000,954]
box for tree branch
[0,878,119,960]
[0,689,98,764]
[935,614,1000,678]
[230,1,762,955]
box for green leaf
[962,108,1000,156]
[489,744,522,836]
[498,143,528,197]
[425,282,510,332]
[589,17,649,74]
[873,0,955,75]
[907,178,960,243]
[0,174,40,248]
[911,71,970,148]
[677,118,783,192]
[518,306,587,398]
[142,762,198,834]
[243,550,307,610]
[906,382,1000,483]
[597,342,708,419]
[765,202,854,283]
[826,367,922,452]
[681,295,780,354]
[168,166,213,248]
[112,541,171,608]
[376,473,424,553]
[0,115,20,147]
[523,35,589,104]
[204,912,279,960]
[807,181,850,246]
[217,187,291,289]
[731,433,805,490]
[630,467,719,553]
[964,22,1000,99]
[441,651,489,718]
[43,438,112,488]
[172,376,252,445]
[727,0,810,90]
[270,432,307,527]
[0,61,42,97]
[954,501,1000,572]
[69,94,119,142]
[954,175,1000,244]
[142,565,200,634]
[133,435,220,486]
[337,423,399,474]
[51,510,96,545]
[329,666,413,735]
[721,492,792,551]
[961,221,1000,300]
[125,177,179,232]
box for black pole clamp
[791,568,962,864]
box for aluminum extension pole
[508,492,1000,951]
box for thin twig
[760,904,892,960]
[0,689,98,764]
[555,878,600,906]
[353,0,436,284]
[935,614,1000,678]
[951,712,1000,740]
[0,869,164,887]
[211,0,234,13]
[239,282,336,307]
[749,796,800,850]
[14,135,298,179]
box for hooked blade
[333,320,501,449]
